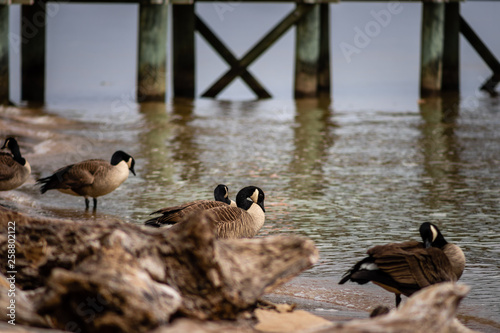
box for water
[3,2,500,332]
[3,95,500,331]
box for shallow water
[2,94,500,331]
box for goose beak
[259,201,265,213]
[130,167,136,176]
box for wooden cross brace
[460,15,500,96]
[198,4,315,98]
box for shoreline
[264,276,500,333]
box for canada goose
[36,150,136,210]
[214,184,237,207]
[146,186,266,239]
[339,222,465,307]
[0,137,31,191]
[145,184,236,226]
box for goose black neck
[236,195,253,210]
[7,140,25,165]
[110,151,129,165]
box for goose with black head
[37,150,135,210]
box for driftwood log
[0,206,476,333]
[0,207,318,332]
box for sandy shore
[263,277,500,333]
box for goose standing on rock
[339,222,465,307]
[146,186,266,239]
[37,150,135,210]
[0,137,31,191]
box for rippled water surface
[2,95,500,331]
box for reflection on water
[1,94,500,331]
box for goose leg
[93,198,97,211]
[85,198,90,210]
[395,294,402,307]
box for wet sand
[264,276,500,333]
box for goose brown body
[339,222,465,306]
[37,151,135,209]
[145,184,235,226]
[146,186,266,239]
[0,138,31,191]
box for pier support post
[294,4,330,98]
[137,2,168,102]
[21,0,46,104]
[0,6,9,105]
[420,2,460,97]
[173,4,195,98]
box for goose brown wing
[61,160,107,189]
[148,200,227,225]
[369,241,455,290]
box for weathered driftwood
[0,207,476,333]
[0,206,318,332]
[323,282,476,333]
[0,274,48,328]
[151,283,476,333]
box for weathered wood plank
[5,0,464,4]
[1,0,34,4]
[460,15,500,95]
[21,0,46,104]
[442,2,460,92]
[202,4,314,98]
[318,3,331,96]
[295,4,321,98]
[420,2,460,97]
[171,0,462,3]
[294,4,331,98]
[137,2,168,102]
[196,16,271,99]
[0,5,9,105]
[0,207,319,331]
[173,4,195,98]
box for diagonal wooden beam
[480,73,500,97]
[202,4,314,98]
[196,15,271,99]
[460,15,500,95]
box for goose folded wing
[62,162,100,189]
[369,242,455,290]
[151,200,226,224]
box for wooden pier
[0,0,499,105]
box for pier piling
[21,0,46,104]
[2,0,500,104]
[294,3,330,98]
[173,4,196,98]
[0,5,8,105]
[137,2,168,102]
[420,2,460,97]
